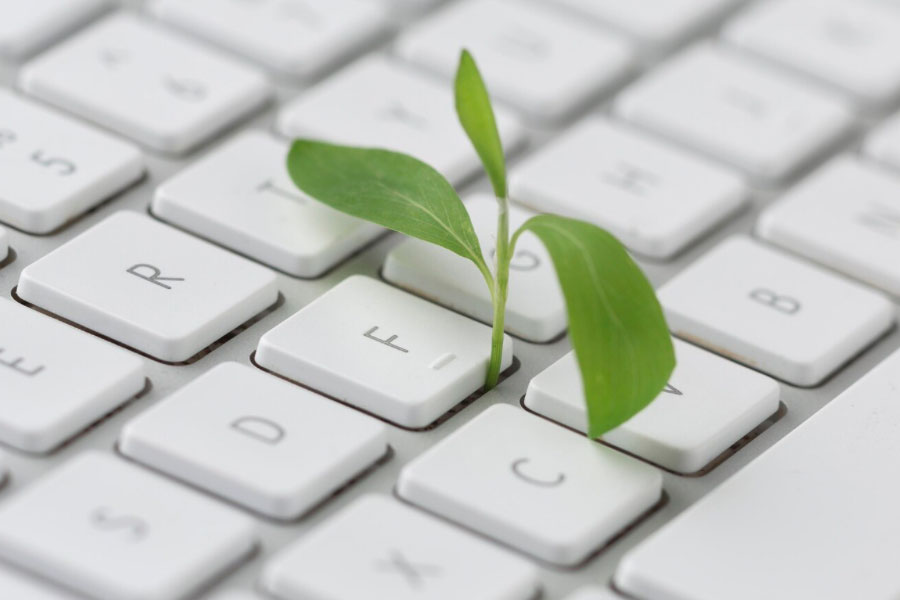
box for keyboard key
[615,45,854,181]
[153,130,382,278]
[397,405,662,565]
[616,347,900,600]
[0,563,81,600]
[0,0,106,58]
[865,111,900,171]
[525,340,780,473]
[262,495,539,600]
[277,55,525,185]
[544,0,738,46]
[759,157,900,297]
[18,211,279,363]
[724,0,900,108]
[257,276,512,429]
[510,118,746,258]
[383,195,566,342]
[0,90,144,234]
[0,297,145,453]
[149,0,389,78]
[121,362,388,519]
[0,452,257,600]
[658,236,894,386]
[394,0,634,121]
[20,14,270,153]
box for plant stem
[485,194,511,389]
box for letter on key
[397,405,662,565]
[277,56,524,186]
[19,14,270,153]
[256,276,513,428]
[384,195,566,342]
[0,298,145,452]
[394,0,634,121]
[758,157,900,297]
[658,236,894,386]
[0,452,257,600]
[152,131,383,278]
[261,495,539,600]
[525,340,781,473]
[0,91,144,234]
[615,45,852,180]
[17,212,279,362]
[120,362,388,519]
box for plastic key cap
[256,276,513,429]
[17,211,279,363]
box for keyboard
[2,0,900,599]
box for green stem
[485,194,511,389]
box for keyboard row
[6,2,900,234]
[0,445,620,600]
[3,343,900,600]
[0,205,893,461]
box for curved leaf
[515,214,675,437]
[288,139,490,277]
[455,49,507,199]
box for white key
[262,495,539,600]
[865,111,900,171]
[121,362,387,519]
[397,404,662,565]
[615,45,854,181]
[0,0,106,58]
[545,0,738,46]
[383,195,566,342]
[510,118,746,258]
[759,157,900,297]
[525,340,781,473]
[394,0,634,121]
[0,452,257,600]
[153,130,382,278]
[0,563,81,600]
[149,0,389,79]
[18,212,279,363]
[257,276,513,429]
[616,347,900,600]
[564,588,624,600]
[0,225,7,263]
[20,14,270,153]
[724,0,900,108]
[0,91,144,234]
[277,56,525,185]
[0,297,144,453]
[658,236,894,386]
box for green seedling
[287,50,675,437]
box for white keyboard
[1,1,900,599]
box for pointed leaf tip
[455,49,507,199]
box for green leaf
[514,215,675,437]
[455,49,507,199]
[287,139,491,279]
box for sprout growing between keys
[286,51,675,436]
